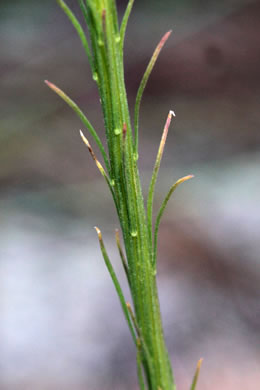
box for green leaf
[137,342,147,390]
[126,303,156,389]
[134,30,172,154]
[119,0,134,54]
[147,110,175,252]
[45,80,110,172]
[115,229,131,287]
[190,358,203,390]
[153,175,194,264]
[94,227,137,346]
[57,0,93,71]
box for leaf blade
[153,175,194,264]
[120,0,134,53]
[45,80,110,172]
[190,358,203,390]
[57,0,93,71]
[94,227,137,346]
[134,30,172,154]
[147,110,175,254]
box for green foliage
[190,359,203,390]
[46,1,197,389]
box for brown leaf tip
[94,226,102,240]
[197,358,203,369]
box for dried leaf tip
[176,174,194,185]
[44,80,63,96]
[190,357,203,390]
[79,129,90,148]
[79,129,97,161]
[197,358,203,369]
[44,79,57,90]
[159,30,172,47]
[94,226,102,239]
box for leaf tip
[79,129,90,148]
[44,80,60,94]
[44,80,52,88]
[197,358,203,370]
[176,174,194,185]
[94,226,102,240]
[160,30,172,46]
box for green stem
[52,1,189,389]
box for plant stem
[83,2,175,388]
[48,0,193,388]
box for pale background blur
[1,0,260,389]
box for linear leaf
[79,130,112,186]
[115,229,131,287]
[137,344,147,390]
[57,0,93,70]
[153,175,194,264]
[45,80,110,172]
[79,130,120,215]
[134,30,172,153]
[94,227,137,345]
[147,110,175,250]
[190,358,203,390]
[120,0,134,53]
[127,303,156,389]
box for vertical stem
[61,1,176,388]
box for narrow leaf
[57,0,93,70]
[115,229,131,287]
[190,358,203,390]
[80,130,120,214]
[94,227,137,345]
[120,0,134,53]
[78,0,88,23]
[79,130,110,184]
[147,110,175,249]
[137,342,147,390]
[126,303,156,388]
[45,80,110,172]
[153,175,194,263]
[134,30,172,153]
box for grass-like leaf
[57,0,93,71]
[137,343,147,390]
[153,175,194,264]
[120,0,134,54]
[78,0,88,23]
[134,30,172,154]
[127,302,156,389]
[79,130,111,185]
[45,80,110,172]
[94,227,137,345]
[115,229,131,287]
[79,130,121,217]
[190,358,203,390]
[147,110,175,250]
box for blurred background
[1,0,260,389]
